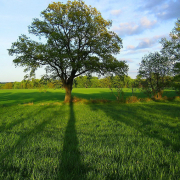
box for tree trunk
[156,90,163,99]
[64,83,73,103]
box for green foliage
[7,79,63,90]
[173,75,180,94]
[161,19,180,65]
[109,75,136,101]
[3,82,13,89]
[138,52,173,98]
[0,84,4,89]
[74,76,92,88]
[13,81,21,89]
[99,76,112,88]
[89,76,99,88]
[109,75,125,102]
[161,19,180,94]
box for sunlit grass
[0,89,179,179]
[0,88,177,106]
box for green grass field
[0,89,180,179]
[0,88,177,106]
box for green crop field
[0,89,180,179]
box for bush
[3,83,13,89]
[139,97,152,102]
[125,96,139,103]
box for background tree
[161,19,180,64]
[99,76,112,88]
[3,82,13,89]
[109,75,126,101]
[13,81,21,89]
[161,19,180,93]
[138,52,172,99]
[126,77,138,96]
[74,75,92,88]
[8,0,128,102]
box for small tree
[126,78,138,96]
[109,75,125,101]
[138,52,172,99]
[8,0,128,102]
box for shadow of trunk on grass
[58,103,87,180]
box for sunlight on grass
[0,88,177,107]
[0,97,180,179]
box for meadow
[0,88,180,179]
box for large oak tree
[8,0,128,102]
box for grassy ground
[0,88,177,106]
[0,89,180,179]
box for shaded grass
[0,101,180,179]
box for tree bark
[64,83,73,103]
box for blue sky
[0,0,180,82]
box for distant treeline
[1,75,175,90]
[0,76,141,89]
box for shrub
[140,97,152,102]
[125,96,139,103]
[3,82,13,89]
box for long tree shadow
[58,102,87,180]
[88,103,180,152]
[0,91,65,106]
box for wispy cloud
[113,17,157,36]
[126,35,167,50]
[123,49,150,55]
[126,45,135,50]
[111,9,122,16]
[138,0,165,9]
[138,0,180,20]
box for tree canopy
[8,0,128,102]
[138,52,172,98]
[161,19,180,76]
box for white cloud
[126,45,135,50]
[113,17,157,36]
[123,49,150,55]
[125,35,167,51]
[140,17,157,28]
[135,38,157,49]
[111,9,122,16]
